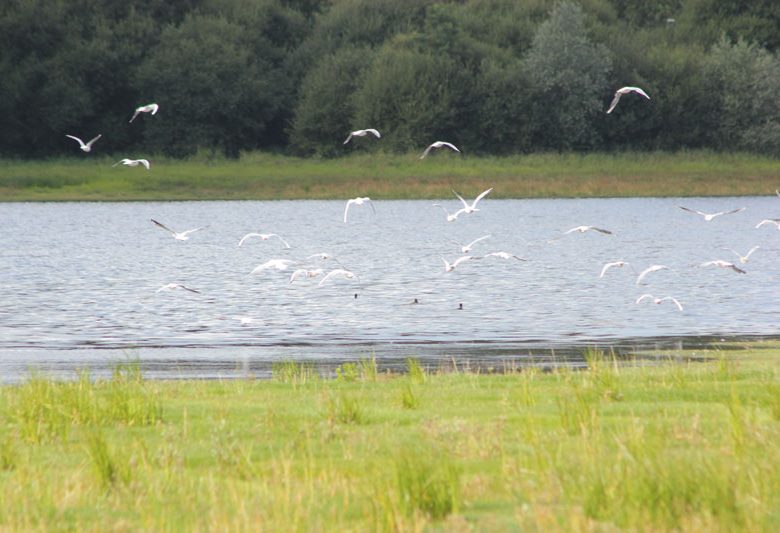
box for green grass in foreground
[0,150,778,200]
[1,346,780,531]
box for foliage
[2,0,780,157]
[1,346,780,530]
[703,37,780,153]
[525,2,612,150]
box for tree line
[2,0,780,158]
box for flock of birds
[65,88,779,316]
[64,87,650,165]
[148,187,779,316]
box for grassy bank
[0,150,778,201]
[1,344,780,530]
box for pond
[0,197,777,380]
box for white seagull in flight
[442,256,474,272]
[453,188,493,214]
[129,103,159,123]
[678,206,745,221]
[564,225,613,235]
[289,268,324,283]
[606,86,650,114]
[756,219,780,230]
[250,259,295,275]
[151,219,208,241]
[599,261,630,278]
[318,268,359,286]
[65,134,101,152]
[344,197,375,223]
[433,204,466,222]
[481,251,527,261]
[420,141,460,159]
[238,233,290,248]
[113,158,150,169]
[699,260,746,274]
[636,264,670,285]
[452,235,491,254]
[725,246,759,264]
[636,294,683,311]
[156,283,200,294]
[343,129,381,144]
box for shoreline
[1,150,778,201]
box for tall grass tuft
[335,362,359,383]
[394,447,461,520]
[326,393,366,425]
[406,358,426,384]
[358,356,378,382]
[106,361,163,426]
[85,430,130,488]
[0,434,16,471]
[272,361,318,386]
[400,384,420,410]
[557,384,600,435]
[584,348,622,401]
[8,363,161,444]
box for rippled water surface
[1,198,777,380]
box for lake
[0,198,777,381]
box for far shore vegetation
[1,342,779,530]
[0,150,778,201]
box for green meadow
[0,150,778,201]
[1,343,780,531]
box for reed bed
[1,346,779,530]
[0,150,777,201]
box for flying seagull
[151,219,208,241]
[599,261,630,278]
[420,141,460,159]
[307,253,334,261]
[65,134,101,153]
[756,219,780,230]
[699,260,746,274]
[453,188,493,214]
[481,251,527,261]
[636,294,683,311]
[318,268,359,286]
[156,283,200,294]
[636,264,670,285]
[433,204,466,222]
[250,259,295,275]
[113,158,150,170]
[442,256,474,272]
[564,225,613,235]
[129,103,159,123]
[343,129,381,144]
[678,206,745,221]
[238,233,290,248]
[725,246,759,264]
[452,235,491,254]
[289,268,324,283]
[606,86,650,114]
[344,197,375,223]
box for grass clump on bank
[1,346,780,530]
[0,150,778,201]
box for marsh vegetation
[1,346,779,530]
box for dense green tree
[525,2,612,150]
[134,12,292,156]
[703,37,780,154]
[2,0,780,158]
[351,37,466,153]
[289,47,374,156]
